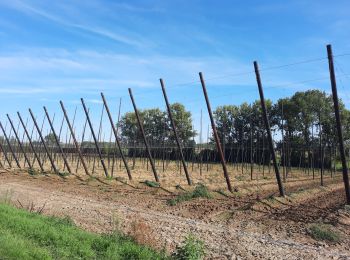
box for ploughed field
[0,162,349,259]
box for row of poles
[0,44,349,204]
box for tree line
[118,90,350,168]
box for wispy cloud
[0,0,150,48]
[0,87,63,94]
[111,2,164,13]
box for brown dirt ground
[0,168,349,259]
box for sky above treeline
[0,0,349,141]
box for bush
[172,234,206,260]
[143,180,160,188]
[309,224,341,242]
[167,184,212,206]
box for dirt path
[0,173,349,259]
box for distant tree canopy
[44,133,56,145]
[119,103,196,146]
[213,90,350,149]
[118,90,350,154]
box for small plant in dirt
[105,175,114,181]
[215,189,229,197]
[28,168,40,176]
[309,224,341,243]
[142,180,160,188]
[167,184,212,206]
[172,234,206,260]
[58,171,70,177]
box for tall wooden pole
[101,93,132,180]
[0,121,21,168]
[18,112,44,172]
[60,101,90,176]
[6,114,32,169]
[43,107,72,174]
[199,72,233,192]
[29,109,58,173]
[81,98,109,177]
[327,44,350,204]
[128,88,159,182]
[0,136,11,167]
[160,79,192,185]
[254,61,285,197]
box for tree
[119,104,196,146]
[44,133,56,145]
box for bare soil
[0,169,349,259]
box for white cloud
[0,0,150,48]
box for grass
[309,224,341,243]
[167,184,212,206]
[58,171,70,177]
[28,168,40,176]
[172,234,206,260]
[0,203,167,260]
[142,180,160,188]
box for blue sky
[0,0,349,141]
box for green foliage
[309,224,341,242]
[28,168,40,176]
[167,184,212,206]
[172,234,206,260]
[143,180,160,188]
[44,133,57,145]
[0,203,167,259]
[119,103,196,146]
[58,171,70,177]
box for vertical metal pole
[60,101,90,176]
[101,93,132,180]
[18,112,44,172]
[199,72,233,192]
[0,121,21,168]
[29,109,58,173]
[6,114,32,169]
[128,88,159,182]
[254,61,285,197]
[80,98,109,177]
[327,44,350,204]
[160,79,192,185]
[43,107,72,174]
